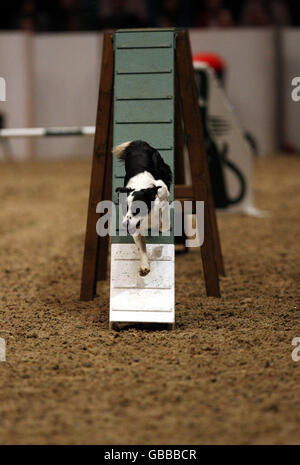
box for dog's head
[116,185,160,235]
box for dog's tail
[112,141,132,159]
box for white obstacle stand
[193,63,267,218]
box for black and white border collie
[113,140,172,276]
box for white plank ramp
[110,244,175,326]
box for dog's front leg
[133,234,150,276]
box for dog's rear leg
[133,234,150,276]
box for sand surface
[0,155,299,444]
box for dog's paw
[139,266,150,277]
[159,221,170,233]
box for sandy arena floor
[0,154,299,445]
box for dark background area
[0,0,299,32]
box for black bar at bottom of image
[0,445,295,463]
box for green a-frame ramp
[111,29,176,326]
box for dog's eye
[132,208,140,217]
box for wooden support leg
[174,75,186,185]
[80,33,114,301]
[176,30,222,296]
[174,76,188,251]
[178,32,225,277]
[97,112,113,281]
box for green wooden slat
[114,73,173,100]
[115,30,174,49]
[112,29,175,245]
[115,100,173,123]
[113,123,173,149]
[116,28,175,33]
[116,48,173,74]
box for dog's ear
[115,187,133,194]
[144,185,160,201]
